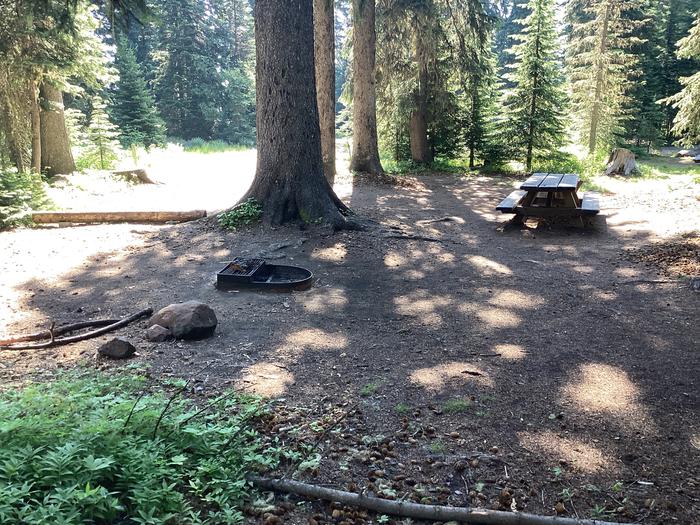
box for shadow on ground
[2,174,698,523]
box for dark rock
[98,338,136,359]
[146,324,172,342]
[150,301,218,340]
[690,276,700,292]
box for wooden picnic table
[496,173,599,225]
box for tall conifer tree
[503,0,566,170]
[112,39,165,147]
[665,12,700,145]
[566,0,643,154]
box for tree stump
[605,148,638,176]
[113,168,156,184]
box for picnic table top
[520,173,579,191]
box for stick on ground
[0,308,153,351]
[250,477,632,525]
[0,319,119,346]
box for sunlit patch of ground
[239,361,294,397]
[519,431,615,474]
[312,243,347,263]
[394,290,452,326]
[465,255,512,276]
[492,343,527,360]
[0,225,158,334]
[298,288,348,313]
[409,362,492,391]
[562,363,656,433]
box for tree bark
[30,80,41,173]
[409,27,432,165]
[39,83,76,176]
[349,0,384,175]
[314,0,336,184]
[243,0,354,229]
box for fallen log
[250,477,631,525]
[0,308,153,351]
[0,319,118,346]
[31,210,206,224]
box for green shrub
[0,169,50,229]
[218,198,263,230]
[0,371,280,524]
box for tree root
[249,477,631,525]
[0,308,153,351]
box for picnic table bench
[496,173,599,225]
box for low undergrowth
[0,169,50,229]
[218,198,263,230]
[0,371,280,524]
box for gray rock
[146,324,172,342]
[150,301,218,340]
[691,276,700,292]
[98,338,136,359]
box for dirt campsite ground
[1,150,699,524]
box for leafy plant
[218,198,263,230]
[0,169,51,229]
[394,403,411,414]
[359,382,380,397]
[0,371,280,524]
[428,440,446,454]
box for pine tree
[658,0,700,142]
[112,38,165,148]
[566,0,644,154]
[665,13,700,146]
[494,0,532,86]
[156,0,221,139]
[463,42,500,168]
[85,96,121,170]
[503,0,566,171]
[622,0,663,151]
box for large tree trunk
[243,0,353,229]
[314,0,336,184]
[30,80,41,173]
[39,83,76,176]
[349,0,383,175]
[409,28,432,164]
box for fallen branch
[0,308,153,351]
[416,216,465,225]
[0,319,119,345]
[250,477,631,525]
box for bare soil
[1,173,699,524]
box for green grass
[0,371,280,524]
[394,403,411,415]
[380,157,473,175]
[428,440,446,454]
[636,155,700,179]
[359,382,380,397]
[181,138,250,154]
[442,398,472,414]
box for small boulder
[691,276,700,292]
[98,338,136,359]
[146,324,172,342]
[150,301,218,340]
